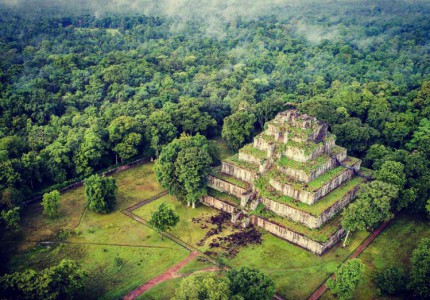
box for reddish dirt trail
[307,221,391,300]
[123,251,200,300]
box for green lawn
[3,162,192,299]
[228,230,369,300]
[133,194,241,253]
[138,277,183,300]
[322,213,430,300]
[132,192,373,299]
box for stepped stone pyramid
[202,109,371,255]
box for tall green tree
[173,272,230,300]
[155,134,212,208]
[108,116,142,163]
[332,118,379,156]
[374,161,406,188]
[149,203,179,239]
[42,190,61,219]
[21,151,41,190]
[74,128,107,176]
[408,118,430,158]
[341,181,397,246]
[227,267,275,300]
[0,207,20,233]
[376,267,406,295]
[408,238,430,298]
[426,199,430,218]
[374,160,415,211]
[145,110,177,157]
[0,259,87,300]
[413,81,430,118]
[166,97,217,135]
[42,136,75,183]
[222,110,256,151]
[326,259,365,300]
[84,174,117,214]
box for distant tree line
[0,1,429,241]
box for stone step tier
[221,156,259,183]
[265,116,328,144]
[267,157,361,205]
[238,142,348,184]
[258,176,366,229]
[253,133,336,163]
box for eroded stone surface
[207,175,247,199]
[202,109,367,255]
[221,161,258,183]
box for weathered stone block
[269,163,359,204]
[201,195,237,214]
[250,215,345,255]
[238,152,261,166]
[207,175,247,199]
[283,140,334,163]
[276,148,347,183]
[259,184,360,229]
[221,162,258,183]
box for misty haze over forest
[2,0,430,42]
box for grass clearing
[133,194,240,253]
[177,257,215,275]
[229,230,369,300]
[332,214,430,299]
[138,277,183,300]
[131,192,371,300]
[321,213,430,300]
[2,162,193,299]
[16,187,87,251]
[7,241,188,300]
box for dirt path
[122,193,286,300]
[307,221,391,300]
[123,251,200,300]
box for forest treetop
[0,0,429,218]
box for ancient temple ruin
[202,109,371,255]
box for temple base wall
[250,215,345,255]
[201,195,237,214]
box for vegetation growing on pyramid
[205,109,369,255]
